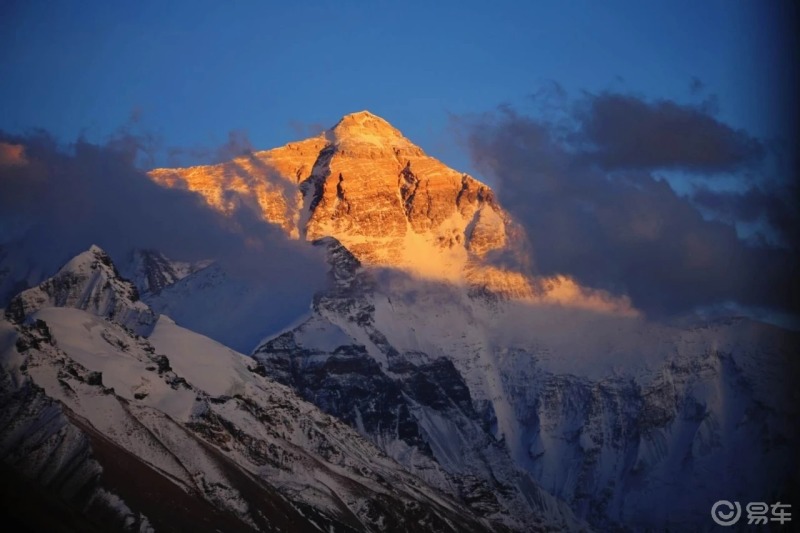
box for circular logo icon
[711,500,742,526]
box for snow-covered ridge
[6,244,156,336]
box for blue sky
[1,0,794,172]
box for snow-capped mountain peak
[331,110,405,140]
[149,112,542,299]
[5,244,156,336]
[148,112,637,313]
[329,110,418,153]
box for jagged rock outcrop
[125,249,210,296]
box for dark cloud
[459,97,799,320]
[0,141,27,166]
[689,77,704,95]
[574,93,765,173]
[215,130,255,161]
[288,120,327,140]
[165,129,255,166]
[691,183,800,247]
[0,129,327,326]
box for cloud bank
[573,93,765,173]
[459,91,798,323]
[0,131,327,334]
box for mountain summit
[329,110,412,150]
[151,111,499,276]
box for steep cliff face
[490,323,800,529]
[149,111,641,312]
[149,135,327,238]
[301,112,515,285]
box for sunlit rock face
[150,135,327,238]
[304,112,528,290]
[150,111,538,298]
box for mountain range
[1,111,797,532]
